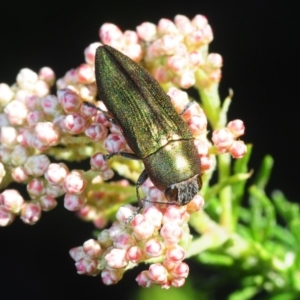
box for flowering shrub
[0,14,299,297]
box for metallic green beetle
[95,45,202,207]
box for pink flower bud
[187,114,208,136]
[229,140,247,159]
[160,222,183,245]
[20,202,41,225]
[157,18,178,35]
[136,22,157,42]
[45,183,65,198]
[24,154,50,177]
[84,42,102,65]
[148,263,168,284]
[76,64,95,84]
[132,214,155,240]
[27,178,45,198]
[0,189,24,213]
[98,229,113,248]
[26,111,46,127]
[174,15,193,34]
[63,113,87,134]
[16,68,38,91]
[167,87,190,114]
[165,245,185,263]
[0,206,15,226]
[38,67,55,86]
[163,205,186,225]
[63,170,86,194]
[11,166,29,182]
[171,277,185,287]
[136,270,152,287]
[57,89,81,113]
[34,122,60,146]
[34,80,49,97]
[85,123,107,142]
[41,95,61,116]
[105,248,127,268]
[69,246,85,262]
[143,205,163,229]
[83,239,102,258]
[171,262,189,278]
[200,155,212,171]
[45,163,69,185]
[145,239,163,257]
[90,152,109,172]
[0,126,18,147]
[115,205,136,223]
[39,195,57,211]
[126,246,144,263]
[75,257,99,275]
[80,102,98,118]
[99,23,123,46]
[101,268,123,285]
[64,193,86,211]
[227,119,245,137]
[212,128,235,152]
[113,233,135,250]
[104,133,126,153]
[186,194,205,213]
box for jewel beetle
[94,45,202,207]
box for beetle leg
[104,151,139,160]
[136,169,149,208]
[83,101,116,124]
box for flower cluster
[70,195,204,288]
[0,14,246,287]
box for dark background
[0,1,297,299]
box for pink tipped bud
[26,111,46,127]
[167,87,190,114]
[27,178,45,199]
[64,193,86,211]
[157,18,178,35]
[149,263,168,284]
[90,152,109,172]
[143,205,163,229]
[104,133,126,154]
[105,248,127,268]
[24,154,51,177]
[34,122,60,146]
[145,239,164,257]
[85,123,108,142]
[0,189,24,213]
[76,63,95,84]
[84,42,102,65]
[165,245,185,263]
[99,23,123,46]
[212,128,235,152]
[114,233,135,250]
[187,114,208,136]
[160,222,183,245]
[136,270,152,287]
[101,268,123,285]
[171,262,189,279]
[200,155,212,171]
[115,205,136,223]
[57,89,81,113]
[132,214,155,240]
[126,246,144,263]
[63,170,86,194]
[11,166,29,182]
[16,68,38,91]
[227,119,245,137]
[229,140,247,159]
[69,246,85,262]
[38,67,55,86]
[41,95,61,116]
[83,239,102,258]
[63,113,87,134]
[163,205,186,225]
[186,194,205,213]
[0,206,15,226]
[75,257,99,275]
[39,195,57,211]
[20,202,41,225]
[136,22,157,42]
[45,163,69,185]
[4,100,28,125]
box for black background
[0,1,297,299]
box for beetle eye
[165,186,178,202]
